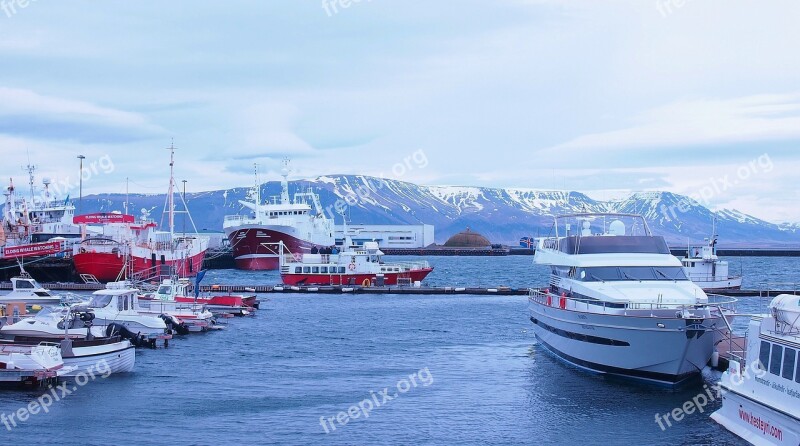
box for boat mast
[280,158,290,205]
[253,163,261,217]
[125,177,129,215]
[163,141,176,236]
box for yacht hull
[529,301,718,387]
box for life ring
[348,263,356,271]
[362,278,371,287]
[293,252,302,262]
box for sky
[1,0,799,222]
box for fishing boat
[137,279,217,332]
[0,164,81,260]
[279,218,433,286]
[680,220,742,291]
[529,213,735,387]
[711,294,800,445]
[0,273,62,306]
[75,282,174,337]
[223,160,334,270]
[72,145,208,282]
[157,276,257,317]
[1,306,135,376]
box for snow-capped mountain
[73,174,799,246]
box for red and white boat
[223,160,334,271]
[72,146,208,282]
[279,223,433,286]
[1,165,82,260]
[153,277,258,317]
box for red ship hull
[281,268,433,286]
[227,228,329,271]
[73,251,205,282]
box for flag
[519,237,534,249]
[194,270,207,297]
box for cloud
[542,93,800,153]
[0,88,165,143]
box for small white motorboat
[0,274,62,306]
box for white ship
[711,294,800,445]
[680,219,743,291]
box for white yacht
[711,294,800,445]
[0,275,62,306]
[529,213,734,387]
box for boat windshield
[580,266,688,282]
[157,286,172,294]
[88,294,113,308]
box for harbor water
[0,256,787,445]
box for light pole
[77,155,85,214]
[182,179,187,236]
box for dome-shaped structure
[443,227,491,248]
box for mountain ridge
[71,174,799,246]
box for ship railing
[528,289,738,316]
[685,273,742,282]
[223,215,253,223]
[386,261,431,271]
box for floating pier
[1,281,794,296]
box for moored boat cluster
[0,275,259,387]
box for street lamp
[77,155,85,214]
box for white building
[335,224,434,249]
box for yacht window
[759,341,771,371]
[303,267,311,274]
[157,285,171,294]
[782,348,796,380]
[770,344,783,376]
[580,267,621,281]
[619,267,657,281]
[321,267,328,274]
[123,296,129,311]
[34,291,52,297]
[295,267,302,274]
[653,267,689,281]
[16,280,34,289]
[312,267,319,274]
[339,267,346,274]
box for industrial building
[335,224,434,249]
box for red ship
[279,238,433,287]
[72,146,208,282]
[223,160,334,271]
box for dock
[1,281,796,296]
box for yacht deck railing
[528,289,738,315]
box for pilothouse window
[88,295,113,309]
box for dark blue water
[2,256,795,445]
